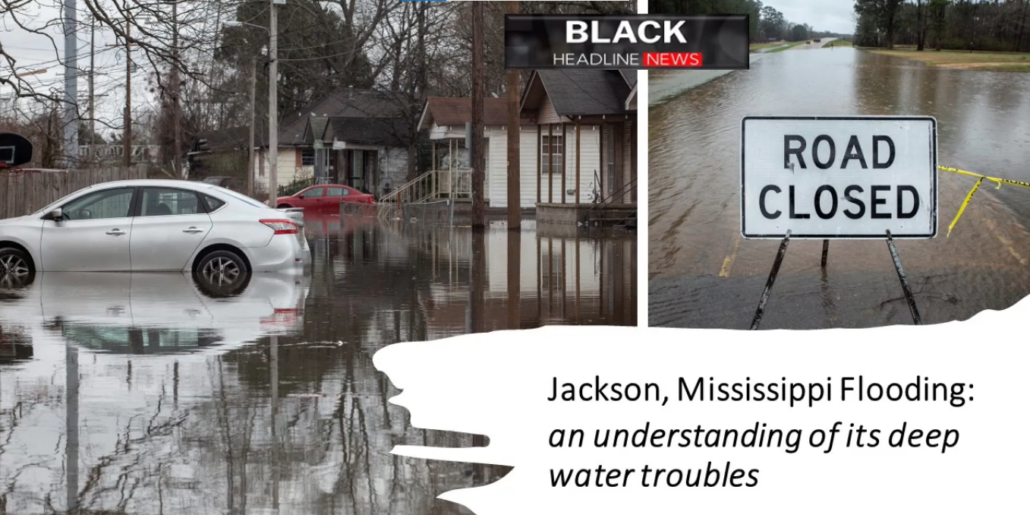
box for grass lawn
[824,40,853,48]
[765,41,806,53]
[867,48,1030,71]
[750,40,787,51]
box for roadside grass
[750,40,786,51]
[824,40,853,48]
[967,64,1030,72]
[867,48,1030,71]
[766,41,806,53]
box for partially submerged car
[274,184,375,210]
[0,179,310,276]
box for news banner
[505,14,751,70]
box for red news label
[643,52,703,68]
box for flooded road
[0,216,636,514]
[650,48,1030,329]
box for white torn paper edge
[374,297,1030,515]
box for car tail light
[260,219,299,235]
[261,308,300,325]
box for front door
[130,187,213,271]
[351,151,365,192]
[40,187,136,272]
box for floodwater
[0,215,636,514]
[650,48,1030,329]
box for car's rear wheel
[195,250,248,295]
[0,247,35,288]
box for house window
[541,131,563,175]
[301,148,315,166]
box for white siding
[621,120,635,203]
[378,146,409,193]
[487,125,601,208]
[253,148,310,193]
[485,230,601,294]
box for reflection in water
[0,216,636,514]
[649,48,1030,328]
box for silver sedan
[0,180,310,279]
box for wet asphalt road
[790,38,837,50]
[649,47,1030,329]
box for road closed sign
[741,116,937,239]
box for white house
[520,69,638,207]
[416,97,605,209]
[251,89,407,195]
[301,116,411,198]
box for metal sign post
[742,116,937,329]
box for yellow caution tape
[939,166,1030,236]
[948,177,983,237]
[939,165,1030,190]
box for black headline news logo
[505,15,750,70]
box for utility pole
[248,57,256,197]
[66,340,79,515]
[506,1,521,230]
[268,0,280,207]
[63,0,78,168]
[171,0,183,178]
[88,18,95,167]
[123,2,132,168]
[471,2,486,228]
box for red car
[274,184,375,210]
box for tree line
[855,0,1030,52]
[1,0,632,172]
[649,1,843,42]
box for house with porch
[411,95,607,212]
[252,89,407,195]
[301,116,411,198]
[520,69,637,226]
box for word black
[566,20,688,44]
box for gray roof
[306,117,330,143]
[536,69,633,117]
[326,117,410,147]
[280,89,404,146]
[620,70,638,88]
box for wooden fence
[0,166,148,219]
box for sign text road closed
[741,116,938,239]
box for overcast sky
[770,0,856,35]
[2,0,231,138]
[1,1,151,135]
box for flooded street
[0,216,636,514]
[650,48,1030,328]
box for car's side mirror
[298,194,304,199]
[50,208,63,221]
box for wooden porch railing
[378,168,472,205]
[590,176,637,211]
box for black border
[740,115,938,240]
